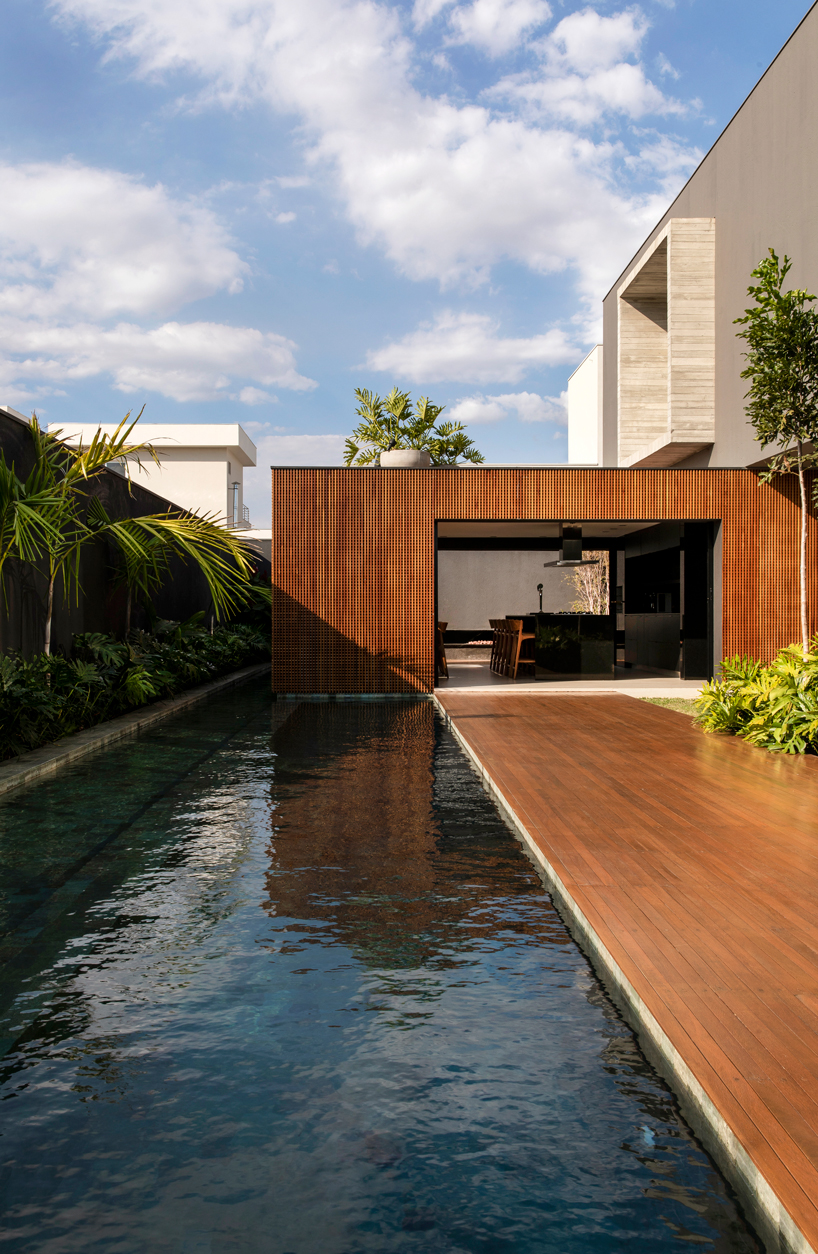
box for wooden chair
[505,618,536,680]
[494,618,514,677]
[435,621,449,680]
[489,618,502,672]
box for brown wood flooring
[437,691,818,1250]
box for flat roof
[49,422,257,466]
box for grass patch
[640,697,698,717]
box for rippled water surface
[0,693,760,1253]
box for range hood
[542,524,600,568]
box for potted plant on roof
[344,387,484,467]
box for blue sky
[0,0,812,524]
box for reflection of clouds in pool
[0,694,760,1253]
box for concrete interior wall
[437,550,575,631]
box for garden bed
[0,618,269,762]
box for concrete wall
[567,345,603,464]
[602,2,818,468]
[437,550,575,630]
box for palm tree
[1,412,255,654]
[0,450,65,652]
[27,412,163,653]
[88,499,254,634]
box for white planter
[379,448,431,468]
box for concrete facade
[601,1,818,469]
[49,423,257,527]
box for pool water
[0,694,760,1253]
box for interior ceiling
[436,520,659,539]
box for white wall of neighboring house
[567,345,603,465]
[48,423,257,528]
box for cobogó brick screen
[271,466,817,694]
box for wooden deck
[436,691,818,1254]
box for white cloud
[238,385,279,404]
[0,158,315,402]
[449,389,566,423]
[0,161,246,318]
[53,0,699,303]
[413,0,454,27]
[366,311,578,383]
[275,211,296,223]
[254,431,346,463]
[656,52,679,79]
[0,318,316,403]
[544,7,646,73]
[448,0,551,56]
[492,8,685,125]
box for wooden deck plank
[437,691,818,1252]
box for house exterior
[49,422,257,528]
[271,8,818,696]
[566,346,603,465]
[595,2,818,470]
[270,464,813,694]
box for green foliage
[86,496,254,626]
[695,644,818,753]
[0,411,257,653]
[640,698,697,717]
[0,619,269,762]
[735,251,818,461]
[735,250,818,652]
[344,387,484,466]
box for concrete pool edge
[0,662,272,798]
[434,694,810,1254]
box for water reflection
[0,694,761,1253]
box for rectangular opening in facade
[617,219,715,468]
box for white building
[49,422,257,528]
[566,345,603,465]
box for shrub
[0,616,269,762]
[695,644,818,753]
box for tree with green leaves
[88,499,254,636]
[344,387,484,466]
[735,250,818,653]
[0,455,66,654]
[26,413,163,654]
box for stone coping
[0,662,271,798]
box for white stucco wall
[567,345,603,464]
[437,551,575,630]
[48,423,256,525]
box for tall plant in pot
[344,387,484,466]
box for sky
[0,0,813,525]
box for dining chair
[505,618,536,680]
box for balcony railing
[228,504,252,530]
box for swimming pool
[0,693,760,1252]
